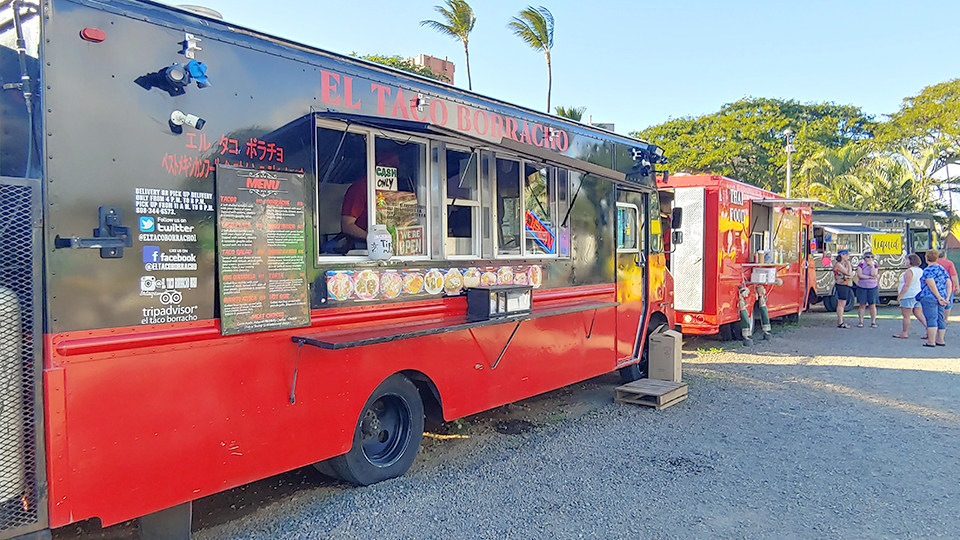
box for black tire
[822,294,837,313]
[824,294,854,312]
[325,374,424,486]
[718,322,735,341]
[618,345,648,383]
[312,459,338,479]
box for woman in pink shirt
[855,252,880,327]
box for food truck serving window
[374,137,428,258]
[911,230,932,251]
[495,157,565,258]
[316,125,369,258]
[315,121,430,260]
[445,147,480,258]
[817,224,883,255]
[773,213,801,262]
[315,118,573,264]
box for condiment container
[368,224,393,260]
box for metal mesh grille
[673,187,705,312]
[0,180,41,533]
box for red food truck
[0,0,677,537]
[658,175,818,342]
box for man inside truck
[340,153,402,246]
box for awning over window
[314,111,632,185]
[821,224,884,235]
[752,197,826,207]
[495,138,627,183]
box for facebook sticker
[139,216,155,232]
[142,246,160,263]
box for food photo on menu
[323,265,544,302]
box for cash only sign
[216,166,310,335]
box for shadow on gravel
[53,466,346,540]
[686,362,960,425]
[684,305,959,360]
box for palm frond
[421,0,475,40]
[508,5,553,52]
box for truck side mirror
[671,230,684,245]
[671,207,683,229]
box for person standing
[893,254,926,339]
[832,249,855,328]
[938,250,958,324]
[855,252,880,327]
[917,250,952,347]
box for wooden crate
[614,379,688,410]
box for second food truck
[658,175,818,342]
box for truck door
[615,188,647,363]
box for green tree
[554,105,585,121]
[420,0,476,90]
[877,78,960,152]
[632,98,876,191]
[508,6,555,112]
[352,54,449,82]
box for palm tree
[420,0,476,90]
[798,144,872,207]
[800,145,947,212]
[508,6,555,112]
[554,106,585,121]
[874,147,949,212]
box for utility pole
[784,128,795,198]
[941,150,954,255]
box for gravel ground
[57,306,960,539]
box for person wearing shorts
[855,252,880,327]
[893,254,925,339]
[917,250,952,347]
[832,249,855,328]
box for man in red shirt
[939,250,958,322]
[340,152,400,246]
[340,177,368,243]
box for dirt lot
[56,305,960,539]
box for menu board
[773,213,801,262]
[216,166,309,335]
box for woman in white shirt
[893,253,926,338]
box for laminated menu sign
[216,166,309,335]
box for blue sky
[160,0,960,135]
